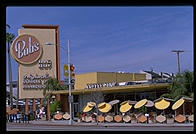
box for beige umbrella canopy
[120,101,132,113]
[134,99,148,109]
[154,97,174,110]
[98,102,112,113]
[108,100,120,105]
[145,100,154,107]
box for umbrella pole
[183,103,185,115]
[96,106,98,125]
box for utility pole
[172,50,184,74]
[68,40,72,125]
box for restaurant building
[53,72,171,117]
[11,24,171,118]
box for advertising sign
[11,34,43,64]
[11,25,60,99]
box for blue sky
[6,6,193,82]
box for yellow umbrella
[88,102,96,107]
[155,98,170,110]
[98,102,112,113]
[120,101,132,113]
[172,98,185,110]
[134,99,147,109]
[83,102,96,112]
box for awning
[134,99,147,109]
[98,102,112,113]
[155,98,170,110]
[172,98,185,110]
[120,101,132,113]
[83,102,96,112]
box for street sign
[64,64,69,71]
[69,95,73,103]
[64,64,69,77]
[64,72,69,77]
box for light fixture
[45,42,53,45]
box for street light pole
[68,40,72,125]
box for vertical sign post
[68,40,72,125]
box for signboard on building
[11,25,60,99]
[11,34,43,64]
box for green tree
[161,70,194,101]
[6,24,15,109]
[43,77,67,120]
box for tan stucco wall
[75,72,146,90]
[75,72,97,90]
[18,28,57,99]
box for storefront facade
[53,72,170,117]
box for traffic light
[64,64,75,78]
[70,64,75,72]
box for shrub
[50,101,61,115]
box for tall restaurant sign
[11,25,60,99]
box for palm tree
[6,24,15,109]
[161,70,194,101]
[43,77,65,120]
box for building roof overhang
[52,83,171,95]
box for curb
[7,122,194,128]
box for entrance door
[73,102,79,118]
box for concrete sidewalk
[9,120,194,127]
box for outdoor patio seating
[97,115,105,123]
[85,116,92,122]
[105,115,113,122]
[156,114,166,123]
[114,115,122,122]
[54,113,63,120]
[123,114,131,123]
[63,112,70,120]
[137,114,147,123]
[188,114,194,122]
[174,114,186,123]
